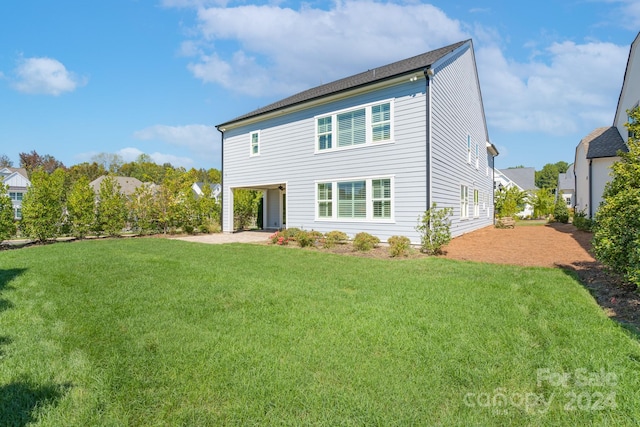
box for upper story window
[250,131,260,156]
[316,100,393,152]
[9,192,23,201]
[467,135,472,163]
[475,143,479,169]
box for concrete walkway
[171,230,271,245]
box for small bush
[353,232,380,252]
[323,230,349,248]
[553,198,569,224]
[416,203,453,255]
[573,210,594,232]
[387,235,411,257]
[269,231,289,245]
[296,230,316,248]
[282,227,302,241]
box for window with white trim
[316,177,393,221]
[9,192,23,201]
[372,179,391,218]
[317,117,332,150]
[475,143,479,169]
[250,131,260,156]
[317,182,333,218]
[316,101,393,152]
[460,185,469,219]
[473,189,479,217]
[15,207,22,219]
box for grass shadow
[0,380,71,427]
[0,268,26,315]
[558,260,640,340]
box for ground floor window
[473,189,480,217]
[316,177,393,221]
[460,185,469,219]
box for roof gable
[613,31,640,134]
[499,167,537,191]
[581,126,628,159]
[218,40,469,128]
[89,175,145,196]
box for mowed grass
[0,239,639,426]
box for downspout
[424,66,433,210]
[217,126,225,232]
[589,159,593,219]
[492,156,496,225]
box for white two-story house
[0,167,30,219]
[575,31,639,218]
[217,39,498,243]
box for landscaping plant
[387,235,411,257]
[353,232,380,251]
[416,203,452,255]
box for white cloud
[182,1,468,96]
[12,57,87,96]
[477,40,628,135]
[133,124,220,166]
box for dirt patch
[441,223,639,335]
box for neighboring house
[89,176,146,197]
[557,163,575,208]
[494,167,537,218]
[216,39,498,243]
[574,32,638,218]
[192,182,221,201]
[0,167,30,219]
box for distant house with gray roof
[90,176,147,197]
[574,32,638,218]
[494,167,537,218]
[0,167,30,219]
[557,163,575,208]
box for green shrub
[296,230,315,248]
[387,235,411,257]
[416,203,453,255]
[553,197,569,223]
[282,227,302,241]
[269,231,289,245]
[573,210,594,232]
[353,232,380,252]
[323,230,349,248]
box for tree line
[0,151,221,241]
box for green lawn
[0,239,638,426]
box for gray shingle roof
[90,176,145,196]
[558,163,575,191]
[500,167,537,191]
[217,40,469,128]
[582,126,628,159]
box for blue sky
[1,1,638,171]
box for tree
[593,106,640,286]
[67,162,107,185]
[19,150,65,176]
[91,153,123,174]
[0,184,15,240]
[415,203,453,255]
[494,186,528,218]
[530,188,555,218]
[535,161,569,189]
[553,196,569,223]
[94,176,128,237]
[0,154,13,168]
[20,168,66,242]
[129,183,159,235]
[233,189,262,230]
[67,176,96,238]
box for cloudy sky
[1,0,638,170]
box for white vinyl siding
[250,131,260,156]
[315,177,394,221]
[316,100,393,152]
